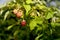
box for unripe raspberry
[13,9,18,14]
[16,11,22,18]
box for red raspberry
[16,11,22,18]
[21,20,26,26]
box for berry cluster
[13,9,23,18]
[13,9,26,26]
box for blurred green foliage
[0,0,60,40]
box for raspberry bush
[0,0,60,40]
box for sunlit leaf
[0,10,3,15]
[51,22,55,28]
[29,16,43,30]
[29,19,37,30]
[3,11,10,21]
[23,4,31,16]
[35,17,43,24]
[55,23,60,26]
[46,11,54,19]
[36,4,46,9]
[26,0,32,4]
[35,34,43,40]
[7,24,15,30]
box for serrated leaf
[46,11,54,19]
[26,0,32,4]
[29,19,37,30]
[23,4,31,16]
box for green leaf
[46,11,54,19]
[36,25,42,31]
[23,4,31,16]
[14,30,19,36]
[13,0,16,2]
[51,22,55,28]
[55,23,60,26]
[35,17,43,24]
[26,0,32,4]
[35,34,43,40]
[29,16,43,30]
[0,10,3,15]
[7,24,15,30]
[29,19,37,30]
[3,11,10,21]
[36,4,46,9]
[55,38,60,40]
